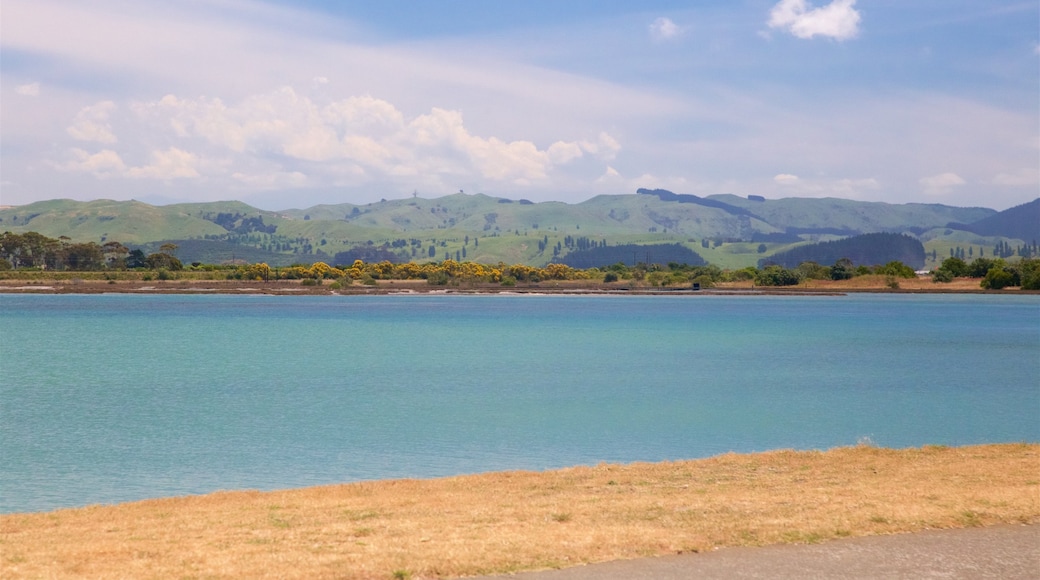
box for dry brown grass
[717,276,994,292]
[2,443,1038,579]
[800,275,986,291]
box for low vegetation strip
[2,444,1037,579]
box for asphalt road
[481,524,1039,579]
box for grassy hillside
[1,193,1032,268]
[0,199,227,244]
[707,194,996,233]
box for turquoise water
[1,293,1037,513]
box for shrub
[875,261,916,278]
[691,274,715,289]
[796,261,830,280]
[981,267,1015,290]
[830,258,853,280]
[932,269,953,283]
[427,271,449,286]
[726,267,757,282]
[755,265,800,286]
[938,256,969,277]
[966,258,995,278]
[603,272,619,283]
[145,253,183,271]
[1017,258,1040,290]
[500,276,517,287]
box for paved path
[481,524,1039,579]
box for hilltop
[0,191,1034,269]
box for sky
[1,0,1037,210]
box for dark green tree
[1015,258,1040,290]
[966,257,995,278]
[125,249,147,269]
[796,261,830,280]
[64,242,105,270]
[981,267,1015,289]
[931,269,954,283]
[938,256,968,277]
[875,261,916,278]
[830,258,854,280]
[145,252,183,270]
[755,265,800,286]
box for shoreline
[0,277,1031,296]
[3,443,1037,579]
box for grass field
[2,443,1037,579]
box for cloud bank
[57,87,621,194]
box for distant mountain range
[1,191,1035,269]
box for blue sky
[1,0,1037,210]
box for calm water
[1,293,1037,513]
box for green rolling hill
[1,191,1033,269]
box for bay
[1,293,1037,513]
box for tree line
[932,256,1040,290]
[0,232,185,272]
[3,231,1037,290]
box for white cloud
[67,101,118,144]
[649,17,685,42]
[16,83,40,96]
[126,148,200,179]
[774,173,800,184]
[61,146,200,180]
[409,107,553,182]
[919,172,966,195]
[768,0,861,41]
[547,141,584,165]
[579,132,621,161]
[102,87,625,189]
[62,148,126,177]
